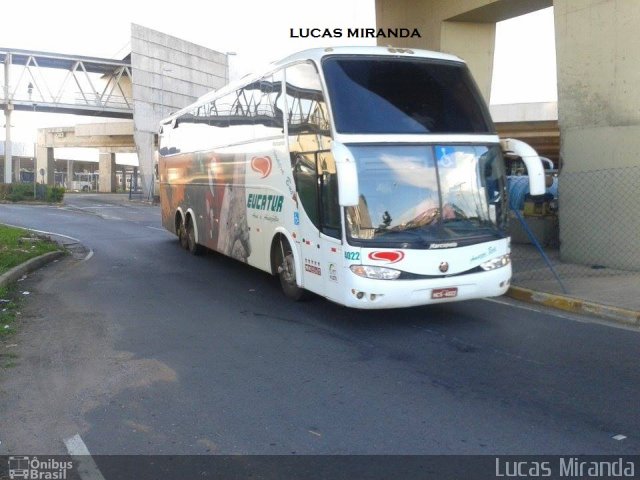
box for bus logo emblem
[368,251,404,264]
[251,156,272,178]
[439,262,449,273]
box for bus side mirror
[500,138,546,196]
[332,142,359,206]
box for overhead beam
[447,0,552,22]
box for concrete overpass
[2,24,229,195]
[36,122,135,192]
[376,0,640,270]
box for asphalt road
[1,194,639,458]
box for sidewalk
[509,243,640,326]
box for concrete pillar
[13,157,20,183]
[66,160,73,189]
[441,21,496,103]
[555,0,640,270]
[134,131,154,197]
[3,108,12,184]
[121,167,127,191]
[35,146,55,185]
[98,150,117,193]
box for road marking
[145,226,165,231]
[612,434,627,441]
[63,434,106,480]
[75,205,123,209]
[484,297,640,331]
[84,249,94,261]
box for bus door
[285,61,341,297]
[316,150,343,301]
[290,149,325,294]
[289,147,343,299]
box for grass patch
[0,225,62,366]
[0,225,61,275]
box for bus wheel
[177,216,189,250]
[186,216,204,255]
[275,237,307,301]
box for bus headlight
[350,265,401,280]
[480,254,511,271]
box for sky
[1,0,557,155]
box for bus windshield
[322,56,493,134]
[345,144,507,247]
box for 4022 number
[344,251,360,261]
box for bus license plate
[431,287,458,299]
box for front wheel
[275,238,307,301]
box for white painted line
[484,297,640,331]
[75,205,123,209]
[63,433,106,480]
[484,297,571,317]
[84,249,94,261]
[145,226,165,231]
[612,434,627,441]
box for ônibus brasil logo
[251,156,272,178]
[368,251,405,264]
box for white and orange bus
[158,46,544,308]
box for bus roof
[160,46,465,125]
[272,46,463,67]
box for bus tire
[185,215,204,255]
[176,215,189,250]
[273,236,307,301]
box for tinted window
[322,56,493,134]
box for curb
[0,251,66,289]
[507,286,640,327]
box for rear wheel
[274,237,307,301]
[186,216,204,255]
[176,216,188,250]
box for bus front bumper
[340,265,512,309]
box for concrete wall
[130,24,228,197]
[555,0,640,269]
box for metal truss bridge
[1,48,133,118]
